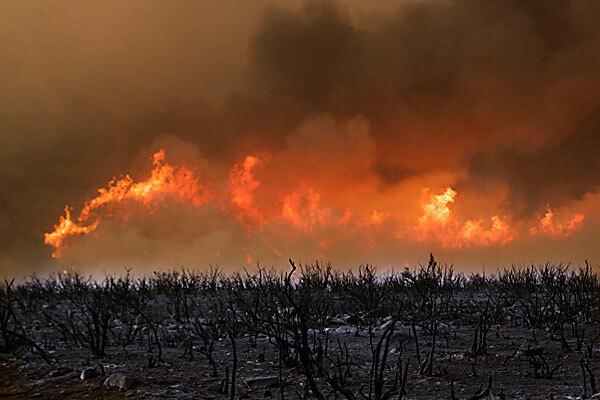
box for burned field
[1,256,600,399]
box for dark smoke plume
[2,0,600,275]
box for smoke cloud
[2,0,600,277]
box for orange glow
[318,238,333,251]
[44,150,207,257]
[79,150,204,221]
[460,216,515,247]
[529,205,585,238]
[44,207,99,258]
[360,210,390,227]
[228,155,263,228]
[338,211,353,226]
[416,187,515,248]
[419,187,457,225]
[280,186,330,233]
[266,241,283,256]
[44,152,587,259]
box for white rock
[104,373,134,391]
[80,367,97,380]
[243,375,279,388]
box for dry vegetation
[1,255,600,399]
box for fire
[460,216,515,246]
[419,187,457,225]
[318,238,333,251]
[338,211,353,226]
[360,210,390,227]
[416,187,515,248]
[228,155,263,228]
[44,207,99,258]
[280,186,330,233]
[245,252,254,266]
[529,205,584,238]
[79,150,204,220]
[44,150,587,259]
[44,149,206,258]
[267,242,283,257]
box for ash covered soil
[1,257,599,399]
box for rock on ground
[243,375,279,389]
[104,372,134,391]
[80,367,98,380]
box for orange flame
[44,149,206,257]
[44,207,99,258]
[419,187,457,225]
[229,155,263,228]
[280,186,330,233]
[245,252,254,267]
[460,215,515,247]
[529,205,584,238]
[79,150,204,220]
[360,210,390,228]
[416,187,515,248]
[44,149,587,260]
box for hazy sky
[2,0,600,278]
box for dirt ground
[0,321,593,399]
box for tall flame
[419,187,457,225]
[44,151,587,259]
[44,149,207,258]
[280,186,330,233]
[229,155,263,228]
[43,207,99,258]
[416,187,515,248]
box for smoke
[468,108,600,216]
[2,0,600,277]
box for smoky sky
[468,108,600,216]
[2,0,600,275]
